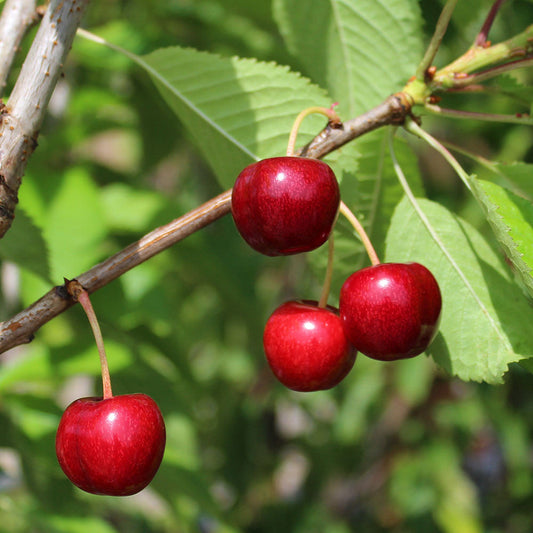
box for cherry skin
[263,300,357,392]
[231,157,340,256]
[56,393,166,496]
[339,262,442,361]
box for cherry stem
[415,0,459,80]
[338,201,380,266]
[424,102,533,126]
[404,118,472,191]
[318,232,335,309]
[286,105,341,156]
[77,289,113,400]
[474,0,507,47]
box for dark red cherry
[56,393,166,496]
[263,300,357,391]
[339,263,442,361]
[231,157,340,256]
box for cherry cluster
[231,156,442,392]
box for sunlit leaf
[137,47,332,188]
[386,196,533,383]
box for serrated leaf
[273,0,424,115]
[136,47,332,188]
[470,178,533,299]
[489,161,533,201]
[0,208,51,282]
[386,196,533,383]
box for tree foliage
[0,0,532,531]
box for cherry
[231,157,340,256]
[263,300,357,392]
[339,262,441,361]
[56,393,166,496]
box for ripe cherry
[339,262,442,361]
[56,393,166,496]
[231,157,340,256]
[263,300,357,392]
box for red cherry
[263,300,357,392]
[231,157,340,256]
[56,393,166,496]
[339,263,442,361]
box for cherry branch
[1,1,533,356]
[298,93,412,159]
[0,0,90,239]
[0,0,41,93]
[0,190,231,354]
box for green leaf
[488,161,533,201]
[309,132,425,294]
[386,196,533,383]
[470,179,533,299]
[44,167,108,281]
[138,46,332,188]
[492,75,533,109]
[273,0,424,115]
[101,183,164,232]
[0,208,51,282]
[41,515,118,533]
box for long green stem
[318,233,335,309]
[416,0,459,80]
[77,290,113,400]
[339,202,380,266]
[403,118,472,191]
[424,103,533,126]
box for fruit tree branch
[0,190,232,354]
[0,0,90,239]
[1,1,533,355]
[298,93,412,159]
[0,0,41,94]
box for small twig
[298,93,411,159]
[0,189,232,355]
[474,0,507,48]
[433,23,533,89]
[446,57,533,88]
[0,0,40,94]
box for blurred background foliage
[0,0,532,531]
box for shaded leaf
[45,167,108,282]
[273,0,424,115]
[470,178,533,299]
[489,161,533,201]
[0,208,51,282]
